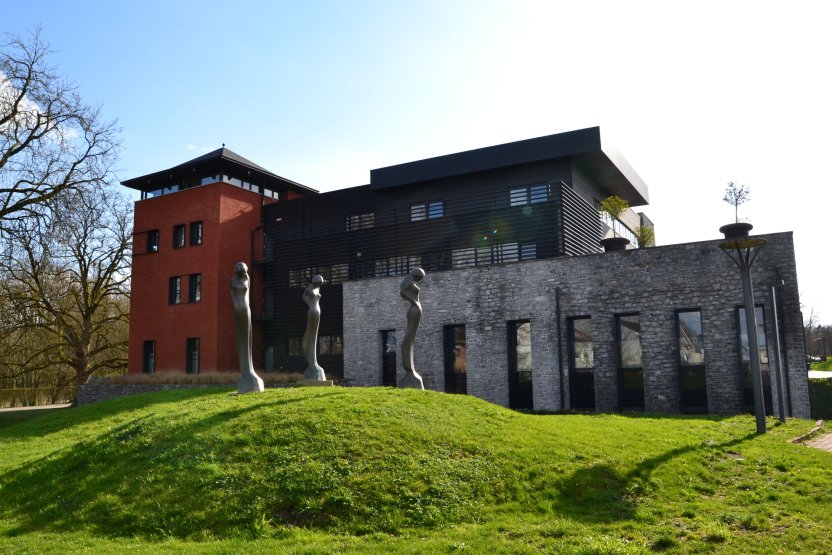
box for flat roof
[369,127,649,205]
[121,147,318,195]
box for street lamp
[720,237,768,434]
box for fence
[0,387,77,408]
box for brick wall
[343,232,810,417]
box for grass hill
[1,387,831,554]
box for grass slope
[0,387,831,554]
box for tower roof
[121,147,318,196]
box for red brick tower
[122,148,315,374]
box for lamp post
[720,237,768,434]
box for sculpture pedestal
[301,379,333,387]
[399,371,424,390]
[238,372,265,394]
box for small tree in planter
[720,182,753,238]
[599,195,631,251]
[633,225,655,248]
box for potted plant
[633,224,655,248]
[599,195,630,251]
[719,182,753,239]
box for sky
[4,0,831,324]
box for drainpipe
[556,286,565,410]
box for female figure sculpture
[231,262,264,393]
[399,267,425,389]
[302,275,326,381]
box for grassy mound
[0,388,510,539]
[1,387,831,553]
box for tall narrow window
[617,314,644,410]
[188,274,201,303]
[444,325,467,394]
[678,310,707,413]
[168,276,181,305]
[173,224,186,248]
[381,330,397,386]
[568,317,595,410]
[189,221,203,246]
[287,338,302,357]
[186,338,199,374]
[142,340,156,374]
[737,306,773,413]
[147,230,159,253]
[508,320,533,409]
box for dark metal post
[720,237,768,435]
[770,283,788,423]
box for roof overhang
[121,147,318,196]
[369,126,648,206]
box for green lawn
[0,387,830,554]
[0,407,69,430]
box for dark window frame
[567,316,595,410]
[443,324,467,395]
[507,320,533,410]
[188,274,201,303]
[616,313,645,411]
[173,224,186,248]
[676,308,708,413]
[146,229,160,253]
[142,340,156,374]
[189,221,203,246]
[186,337,199,374]
[735,305,773,413]
[168,276,182,305]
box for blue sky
[5,1,831,324]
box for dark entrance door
[381,330,397,386]
[508,321,533,410]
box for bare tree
[1,28,119,230]
[0,183,131,388]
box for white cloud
[186,144,211,153]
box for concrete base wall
[343,233,810,418]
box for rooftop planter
[601,236,631,252]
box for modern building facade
[123,127,810,418]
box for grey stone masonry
[343,232,809,418]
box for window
[168,276,182,305]
[288,337,302,357]
[510,184,549,206]
[173,224,186,248]
[452,247,476,268]
[410,200,444,221]
[189,221,203,246]
[375,256,421,277]
[146,230,159,253]
[381,330,397,386]
[520,243,537,260]
[737,306,773,413]
[568,317,595,410]
[617,314,644,410]
[346,212,375,231]
[444,325,467,394]
[186,338,199,374]
[142,340,156,374]
[678,310,707,413]
[508,321,533,409]
[318,335,343,355]
[188,274,201,303]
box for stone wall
[76,382,296,406]
[343,232,810,417]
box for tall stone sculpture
[231,262,265,393]
[302,275,327,381]
[399,267,425,389]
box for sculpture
[399,267,425,389]
[231,262,264,393]
[302,274,327,381]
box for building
[123,148,315,375]
[123,127,810,418]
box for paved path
[807,432,832,452]
[808,371,832,379]
[0,403,72,413]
